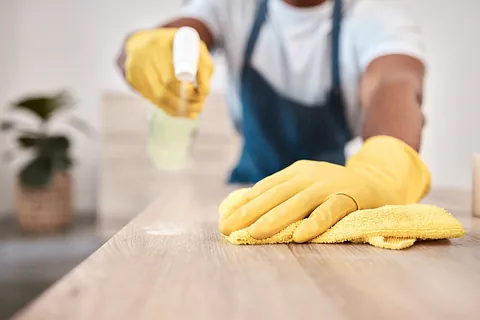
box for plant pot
[14,172,72,232]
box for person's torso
[219,0,363,136]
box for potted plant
[0,90,90,232]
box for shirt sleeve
[178,0,225,47]
[352,0,426,71]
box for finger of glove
[195,42,215,96]
[134,57,204,117]
[159,87,205,118]
[218,188,251,220]
[167,80,206,104]
[125,31,175,85]
[219,177,310,236]
[219,163,301,223]
[163,70,206,118]
[125,55,163,104]
[125,44,172,102]
[293,194,358,243]
[125,28,176,55]
[124,31,158,55]
[248,183,334,240]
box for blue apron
[229,0,351,184]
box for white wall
[0,0,479,217]
[407,0,480,190]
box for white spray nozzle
[173,27,200,84]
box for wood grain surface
[12,182,480,320]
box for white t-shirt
[179,0,425,136]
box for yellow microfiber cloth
[221,190,466,250]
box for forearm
[352,77,430,202]
[362,79,424,152]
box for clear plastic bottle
[148,27,201,172]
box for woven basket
[15,172,72,232]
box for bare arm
[116,18,215,75]
[359,54,425,151]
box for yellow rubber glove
[124,28,214,119]
[218,135,431,243]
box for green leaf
[1,121,14,131]
[37,136,73,172]
[12,90,72,122]
[19,156,54,189]
[18,136,39,148]
[49,135,70,150]
[37,135,70,156]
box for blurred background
[0,0,479,318]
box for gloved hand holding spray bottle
[148,27,202,171]
[124,26,214,171]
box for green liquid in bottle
[148,82,198,172]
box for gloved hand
[124,28,214,119]
[219,135,431,243]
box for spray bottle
[148,27,201,172]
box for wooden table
[12,181,480,320]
